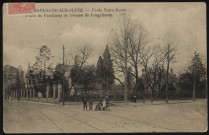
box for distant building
[3,65,24,99]
[3,65,19,83]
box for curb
[18,100,82,107]
[19,100,58,106]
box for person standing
[102,98,106,111]
[38,92,42,102]
[133,95,137,103]
[105,95,109,107]
[82,93,88,111]
[89,98,93,111]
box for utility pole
[63,45,65,106]
[193,52,197,101]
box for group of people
[95,96,109,111]
[82,93,109,111]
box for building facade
[3,65,24,99]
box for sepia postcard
[3,2,207,133]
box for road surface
[3,99,207,133]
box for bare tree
[66,43,94,67]
[162,35,177,103]
[109,15,175,103]
[109,15,134,102]
[140,46,154,101]
[153,48,166,98]
[68,43,94,91]
[76,44,94,68]
[149,47,166,102]
[126,23,148,96]
[109,14,151,102]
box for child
[95,103,101,111]
[105,96,109,107]
[38,92,42,102]
[133,95,137,103]
[102,98,106,111]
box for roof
[3,65,19,73]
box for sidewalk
[5,97,206,108]
[7,98,83,106]
[113,98,207,107]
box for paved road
[3,99,207,133]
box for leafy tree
[31,69,46,97]
[96,45,115,95]
[33,45,53,76]
[178,53,206,99]
[30,45,53,96]
[70,66,83,86]
[53,63,65,83]
[178,72,193,98]
[188,52,206,99]
[102,45,115,91]
[188,53,206,82]
[82,66,96,92]
[70,65,96,92]
[68,44,94,92]
[96,56,105,87]
[52,63,70,97]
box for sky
[3,3,207,76]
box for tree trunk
[124,29,128,103]
[151,88,153,103]
[124,50,128,102]
[166,45,170,103]
[133,68,139,96]
[133,77,138,96]
[166,65,169,102]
